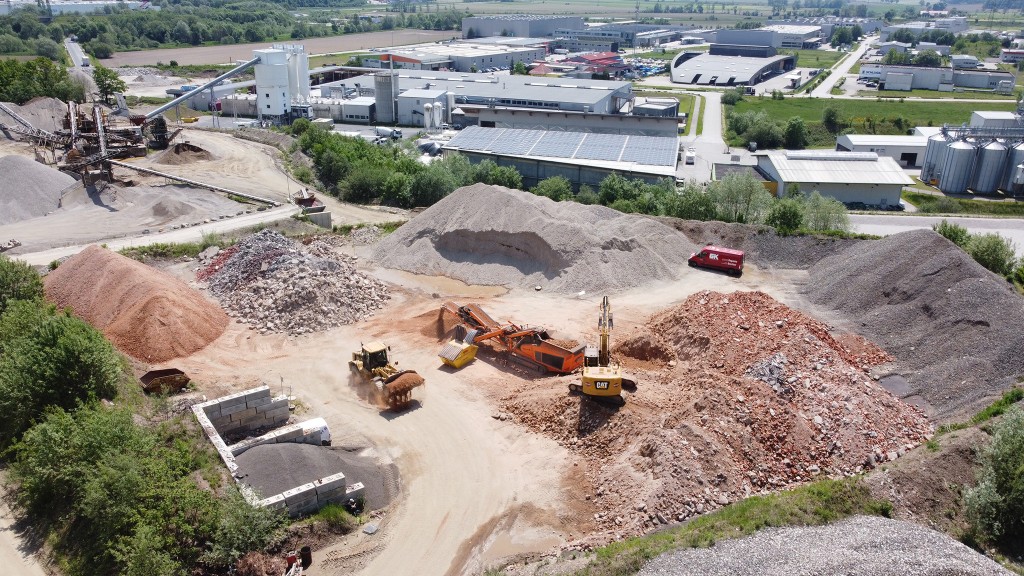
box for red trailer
[688,245,744,276]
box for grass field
[872,89,1022,100]
[307,51,370,68]
[785,48,845,69]
[731,97,1017,126]
[903,192,1024,217]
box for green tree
[913,49,942,67]
[707,173,774,224]
[512,60,528,75]
[0,255,43,315]
[411,167,458,206]
[32,38,61,60]
[883,50,912,65]
[965,406,1024,546]
[172,21,191,44]
[721,87,744,105]
[532,176,573,201]
[967,233,1018,276]
[599,172,637,205]
[822,105,844,134]
[766,197,805,234]
[93,63,127,103]
[381,172,413,207]
[0,34,26,53]
[669,183,718,221]
[203,486,285,568]
[86,40,113,59]
[802,191,850,232]
[483,165,522,189]
[783,116,808,149]
[114,522,184,576]
[932,219,971,248]
[575,185,599,205]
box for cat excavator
[570,296,637,404]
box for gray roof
[465,14,577,21]
[444,126,678,175]
[340,72,630,106]
[670,54,793,84]
[760,151,914,186]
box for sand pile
[804,229,1024,421]
[0,155,76,225]
[0,97,66,134]
[373,184,697,293]
[155,142,214,165]
[44,245,229,362]
[199,229,390,335]
[499,290,930,544]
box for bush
[919,196,962,214]
[532,176,573,201]
[965,405,1024,547]
[203,486,286,569]
[0,254,44,315]
[721,87,744,106]
[802,191,850,232]
[932,219,971,248]
[575,185,599,205]
[766,198,805,234]
[967,233,1018,276]
[669,184,718,221]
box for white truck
[684,147,696,165]
[374,126,403,140]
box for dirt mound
[616,333,676,364]
[0,155,77,225]
[155,142,213,165]
[500,291,930,544]
[803,229,1024,421]
[373,184,697,293]
[1,97,66,134]
[44,245,229,362]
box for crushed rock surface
[638,515,1013,576]
[373,183,697,293]
[0,155,76,225]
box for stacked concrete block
[193,386,291,437]
[283,482,320,516]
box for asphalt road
[850,213,1024,256]
[810,37,874,98]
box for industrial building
[462,15,584,39]
[835,134,929,167]
[1000,49,1024,63]
[858,64,1015,91]
[920,111,1024,195]
[475,107,680,137]
[441,126,678,189]
[755,150,913,206]
[714,25,821,49]
[553,22,692,49]
[972,111,1021,129]
[880,17,969,40]
[361,42,546,73]
[670,51,795,86]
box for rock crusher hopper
[349,341,424,411]
[437,302,586,374]
[570,296,637,404]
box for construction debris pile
[200,229,389,335]
[805,229,1024,422]
[374,183,697,293]
[500,291,931,543]
[0,155,76,225]
[44,245,229,362]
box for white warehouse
[756,150,913,207]
[835,133,929,167]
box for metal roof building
[669,53,795,85]
[442,126,678,189]
[364,42,546,73]
[756,151,913,207]
[835,133,929,168]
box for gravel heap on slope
[638,515,1012,576]
[0,155,76,225]
[0,97,66,134]
[803,229,1024,421]
[373,183,697,293]
[199,229,390,335]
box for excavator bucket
[382,370,425,411]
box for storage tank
[423,103,433,129]
[433,103,443,129]
[1002,141,1024,192]
[374,72,398,123]
[971,140,1007,194]
[938,140,976,194]
[921,134,949,183]
[253,48,290,116]
[447,92,455,123]
[1012,164,1024,197]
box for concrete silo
[938,140,977,194]
[374,72,399,124]
[971,140,1007,194]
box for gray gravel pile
[234,443,396,510]
[373,183,697,292]
[638,515,1012,576]
[0,97,66,134]
[0,155,76,225]
[803,229,1024,421]
[202,229,390,335]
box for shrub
[669,184,718,221]
[721,87,744,105]
[802,191,850,232]
[203,486,286,568]
[0,255,44,315]
[933,219,971,248]
[575,185,599,205]
[766,198,805,234]
[965,405,1024,546]
[967,233,1017,276]
[532,176,573,201]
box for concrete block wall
[195,386,291,437]
[227,417,331,457]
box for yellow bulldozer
[569,296,637,405]
[349,341,424,411]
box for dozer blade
[382,370,425,411]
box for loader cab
[361,341,391,370]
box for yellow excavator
[569,296,637,404]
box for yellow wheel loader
[349,341,424,411]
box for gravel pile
[0,97,66,134]
[638,515,1013,576]
[44,245,229,362]
[234,443,396,510]
[373,183,697,293]
[0,155,76,225]
[200,229,390,335]
[804,229,1024,421]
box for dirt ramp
[804,229,1024,422]
[373,183,697,293]
[44,245,228,362]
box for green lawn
[871,88,1021,101]
[308,51,370,68]
[902,192,1024,217]
[785,48,845,69]
[731,97,1017,127]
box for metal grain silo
[921,134,949,183]
[938,140,976,194]
[971,140,1007,194]
[1002,141,1024,192]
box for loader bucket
[438,339,478,369]
[382,370,425,411]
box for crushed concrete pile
[804,229,1024,422]
[44,245,229,362]
[373,183,697,293]
[200,229,389,335]
[0,155,77,225]
[499,290,931,544]
[0,97,66,134]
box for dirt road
[0,480,48,576]
[106,30,457,67]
